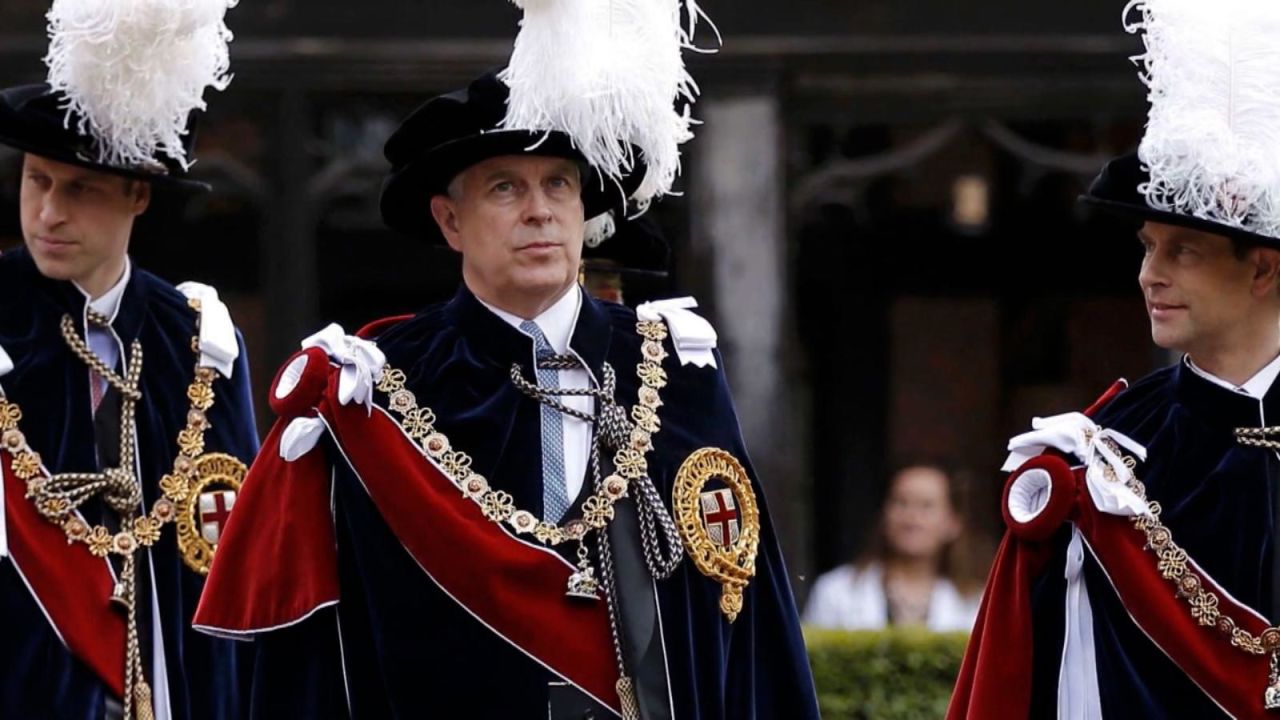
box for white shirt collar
[477,285,582,355]
[73,258,132,322]
[1185,352,1280,400]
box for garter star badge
[673,448,759,622]
[176,452,246,575]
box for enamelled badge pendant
[567,541,601,600]
[673,448,760,621]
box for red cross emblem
[699,488,740,549]
[198,490,237,545]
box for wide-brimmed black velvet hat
[582,209,670,278]
[0,84,209,193]
[380,71,646,242]
[1080,151,1280,250]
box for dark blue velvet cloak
[1029,362,1280,718]
[245,286,820,719]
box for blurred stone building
[0,0,1163,601]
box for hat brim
[380,129,646,242]
[581,260,669,279]
[0,86,209,194]
[1079,152,1280,249]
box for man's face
[430,154,585,314]
[1137,221,1265,357]
[20,153,149,295]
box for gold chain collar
[373,319,671,549]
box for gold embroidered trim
[372,319,672,547]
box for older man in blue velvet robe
[195,70,820,719]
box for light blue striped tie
[521,320,571,523]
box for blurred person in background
[580,207,671,306]
[803,461,982,632]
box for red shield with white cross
[699,488,740,549]
[198,490,237,545]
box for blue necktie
[520,320,571,523]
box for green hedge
[805,628,968,720]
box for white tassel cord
[1125,0,1280,239]
[501,0,719,213]
[44,0,238,170]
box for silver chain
[633,471,683,580]
[586,438,683,580]
[514,355,684,581]
[1236,426,1280,450]
[509,341,686,717]
[595,508,627,671]
[509,355,619,423]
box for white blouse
[802,562,980,633]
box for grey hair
[446,173,465,202]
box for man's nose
[523,188,554,224]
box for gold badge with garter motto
[673,448,760,621]
[173,452,244,575]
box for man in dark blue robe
[953,161,1280,719]
[1023,355,1280,719]
[950,5,1280,713]
[0,82,259,719]
[195,70,819,719]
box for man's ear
[131,181,151,217]
[1250,247,1280,298]
[430,194,464,252]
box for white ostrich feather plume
[500,0,717,238]
[44,0,238,170]
[1125,0,1280,239]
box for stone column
[263,88,319,371]
[690,94,811,592]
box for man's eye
[492,181,515,193]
